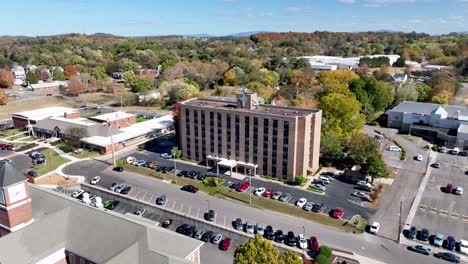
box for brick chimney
[64,111,80,119]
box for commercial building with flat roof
[178,92,322,181]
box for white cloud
[287,6,314,11]
[338,0,355,4]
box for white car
[212,233,223,244]
[460,239,468,254]
[245,222,254,234]
[309,184,326,192]
[318,176,331,184]
[296,198,307,208]
[455,187,464,195]
[90,176,101,185]
[352,191,369,200]
[71,190,84,198]
[254,187,266,196]
[415,155,423,161]
[297,234,307,249]
[255,223,264,235]
[369,222,381,234]
[387,145,401,152]
[161,153,172,159]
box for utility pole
[398,200,402,243]
[107,118,116,166]
[249,168,252,205]
[172,153,177,184]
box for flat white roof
[91,111,135,122]
[29,81,67,89]
[81,115,173,147]
[50,117,98,127]
[12,107,78,121]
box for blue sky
[2,0,467,36]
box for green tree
[319,93,365,136]
[26,71,38,84]
[279,250,302,264]
[130,77,152,93]
[415,83,430,102]
[90,66,108,81]
[430,91,450,105]
[171,147,182,159]
[53,68,66,81]
[294,175,308,186]
[393,57,406,67]
[315,254,329,264]
[160,79,199,103]
[234,235,281,264]
[223,69,237,86]
[362,155,388,183]
[320,130,345,162]
[346,134,379,165]
[123,71,136,86]
[318,245,332,258]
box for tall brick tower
[0,161,33,236]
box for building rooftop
[51,117,98,127]
[90,111,135,122]
[182,97,320,117]
[388,101,468,119]
[0,161,28,188]
[12,107,78,121]
[28,81,67,89]
[0,184,202,264]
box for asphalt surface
[62,158,463,264]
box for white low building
[11,65,26,85]
[301,54,400,71]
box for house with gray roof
[387,101,468,148]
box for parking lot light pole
[172,154,177,184]
[248,168,252,205]
[302,226,306,257]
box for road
[62,158,461,264]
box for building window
[244,116,250,162]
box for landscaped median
[116,160,367,233]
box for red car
[445,184,453,193]
[237,182,250,192]
[332,207,344,219]
[309,236,319,251]
[220,238,231,251]
[263,189,274,198]
[46,93,53,96]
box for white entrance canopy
[218,159,237,169]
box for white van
[126,156,136,164]
[387,145,402,152]
[451,148,460,155]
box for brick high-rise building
[178,91,322,181]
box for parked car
[332,207,344,219]
[109,183,117,191]
[156,195,167,205]
[415,154,423,161]
[352,191,369,201]
[220,238,231,251]
[176,224,189,234]
[434,252,460,263]
[265,226,275,240]
[369,222,381,234]
[194,229,206,240]
[303,201,314,211]
[104,200,120,210]
[120,186,132,195]
[147,161,158,169]
[459,239,468,254]
[387,145,402,151]
[271,191,282,200]
[71,190,84,198]
[134,208,146,216]
[296,198,307,208]
[275,230,285,243]
[297,234,307,249]
[90,176,101,185]
[455,187,463,195]
[201,231,214,242]
[445,184,454,193]
[113,166,124,172]
[115,184,127,193]
[234,218,243,230]
[432,162,441,168]
[407,245,432,255]
[451,148,460,155]
[279,193,291,202]
[309,184,326,192]
[263,189,274,198]
[318,176,332,184]
[237,182,250,192]
[286,231,296,246]
[440,146,448,153]
[212,233,223,244]
[161,153,172,159]
[185,226,197,237]
[447,236,457,251]
[162,219,173,228]
[460,151,468,157]
[206,209,216,222]
[254,187,266,196]
[408,226,417,239]
[309,236,319,251]
[181,185,199,193]
[434,233,445,247]
[27,170,38,177]
[312,203,325,213]
[420,228,430,241]
[255,223,264,235]
[245,222,254,234]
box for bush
[294,175,308,186]
[203,177,224,187]
[431,144,440,152]
[318,246,332,258]
[314,254,329,264]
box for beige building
[179,92,322,181]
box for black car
[182,185,199,193]
[162,219,173,228]
[459,151,468,157]
[197,174,207,181]
[185,225,197,237]
[408,226,417,239]
[155,165,162,172]
[206,210,216,221]
[265,226,275,240]
[106,200,120,210]
[201,231,214,242]
[156,195,167,205]
[28,170,38,177]
[275,230,285,243]
[230,182,241,189]
[407,245,432,255]
[286,231,296,246]
[435,252,460,263]
[311,202,325,213]
[113,166,124,172]
[176,224,189,234]
[420,228,430,241]
[234,218,243,230]
[120,186,132,195]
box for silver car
[245,222,254,234]
[279,193,291,202]
[255,223,264,235]
[194,229,206,240]
[310,184,326,192]
[271,191,282,200]
[212,233,223,244]
[303,201,314,211]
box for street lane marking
[141,192,147,201]
[180,203,184,212]
[196,208,200,218]
[187,207,191,215]
[171,201,176,210]
[134,191,141,199]
[149,194,154,203]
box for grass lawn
[71,149,100,159]
[116,160,363,233]
[7,133,31,141]
[401,134,421,143]
[136,116,149,123]
[307,188,325,194]
[0,128,26,139]
[81,113,99,118]
[32,148,70,176]
[0,140,29,147]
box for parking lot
[412,151,468,245]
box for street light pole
[173,154,177,184]
[398,200,402,243]
[107,118,116,166]
[249,168,252,205]
[302,226,306,257]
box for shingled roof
[0,161,27,188]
